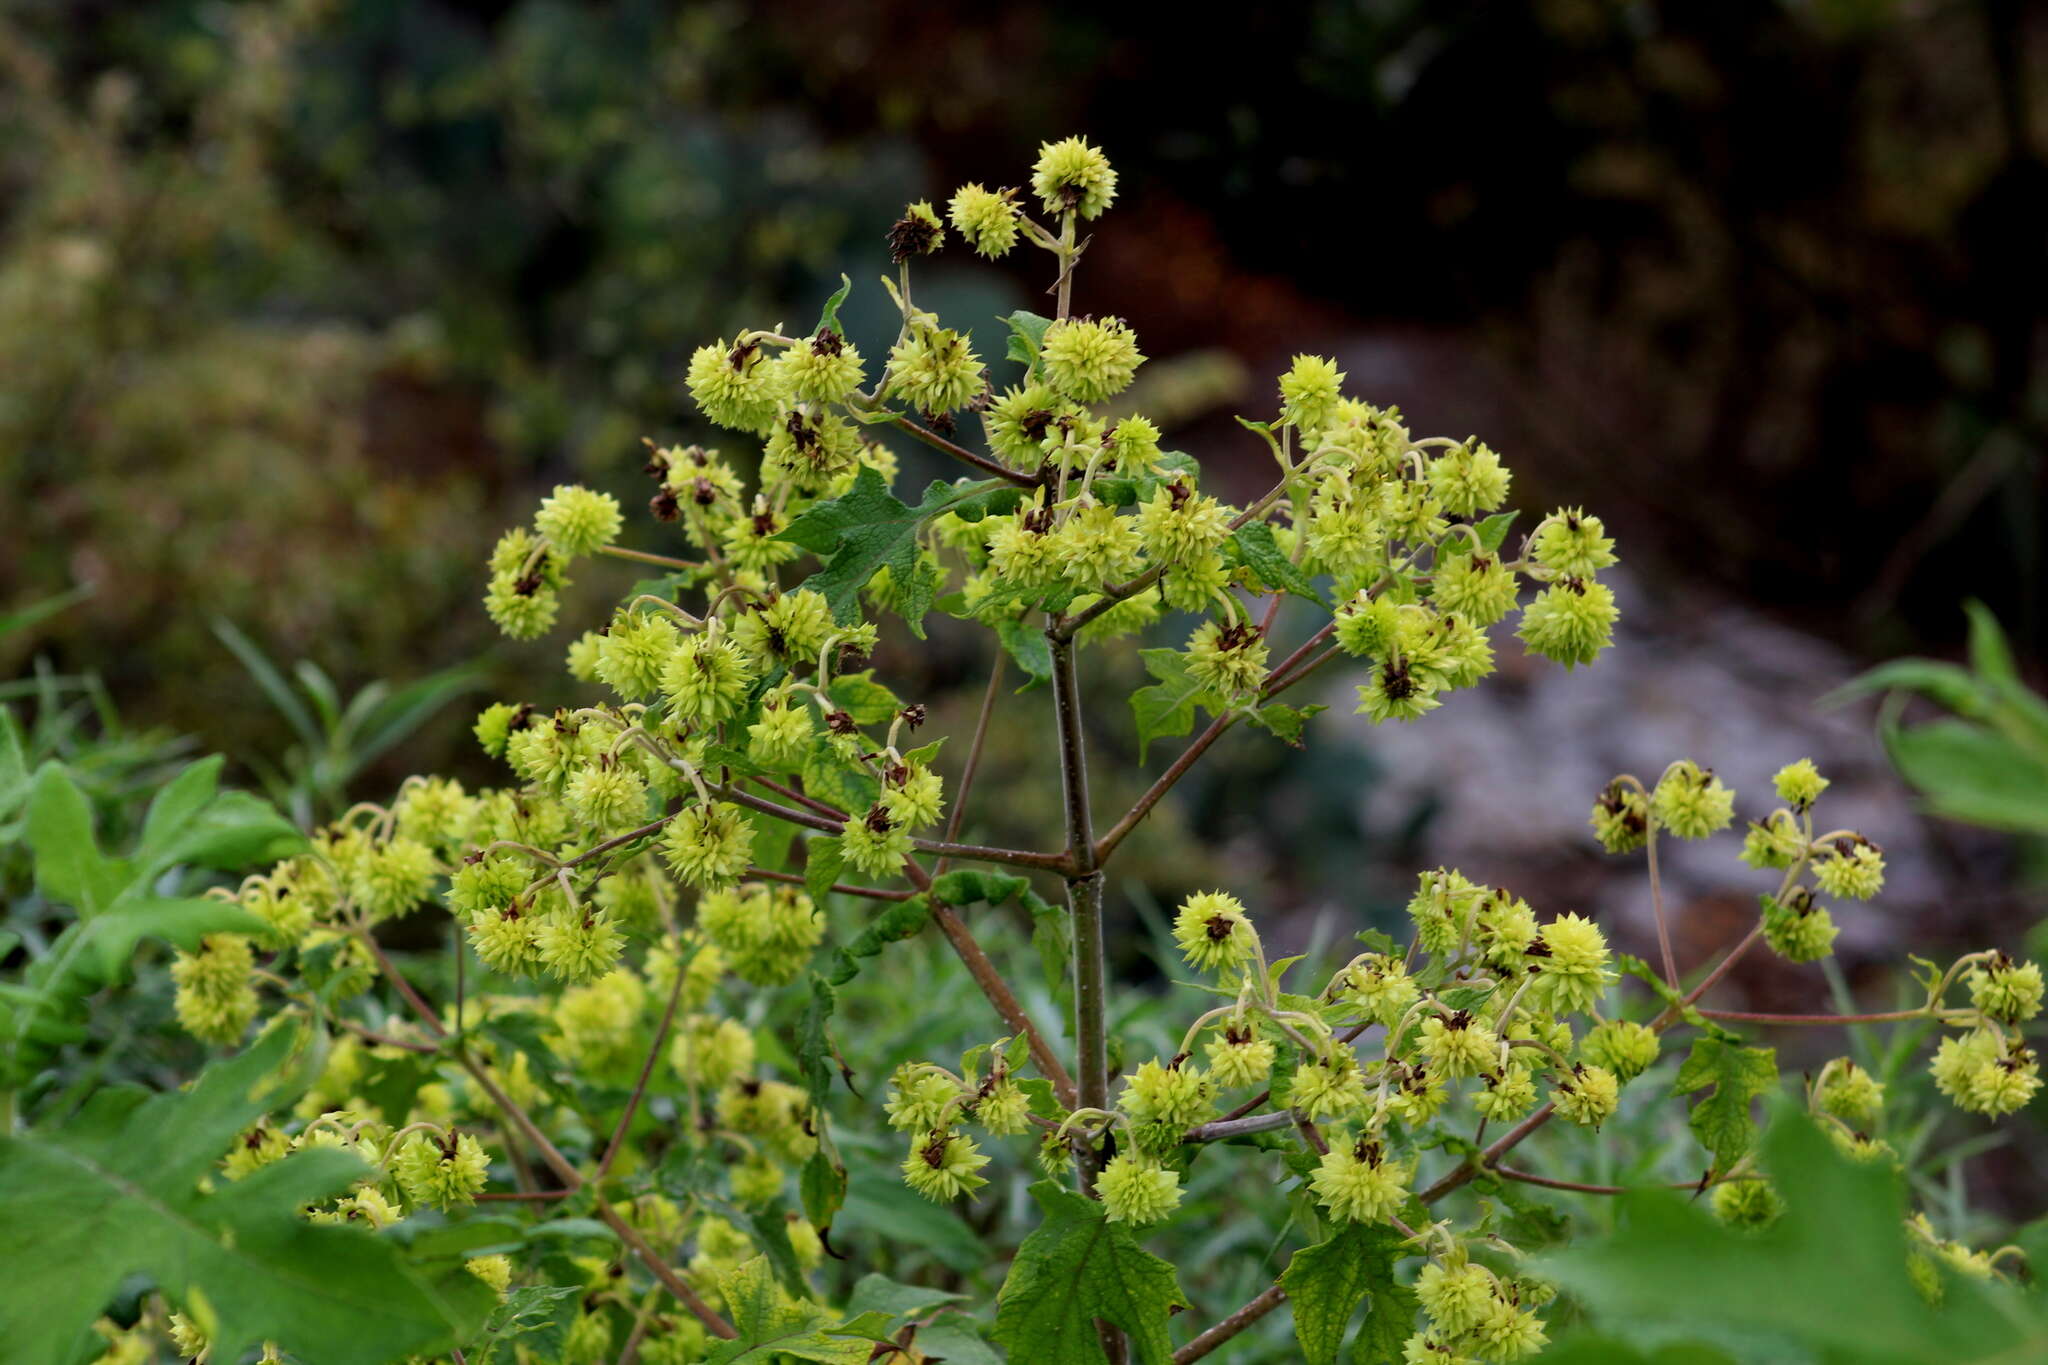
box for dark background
[3,0,2045,973]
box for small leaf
[778,468,1022,626]
[1004,310,1054,373]
[1672,1036,1780,1171]
[1129,649,1221,762]
[1231,521,1322,605]
[825,673,903,726]
[827,897,933,986]
[814,274,854,338]
[996,617,1054,690]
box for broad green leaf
[778,467,1022,627]
[803,836,847,904]
[1541,1111,2042,1363]
[802,737,878,817]
[136,757,305,875]
[1231,521,1322,605]
[801,1147,848,1231]
[0,1028,489,1363]
[705,1258,891,1364]
[929,869,1032,908]
[0,707,26,822]
[826,673,903,726]
[26,762,124,915]
[996,617,1054,690]
[1247,702,1325,748]
[1880,714,2048,833]
[914,1315,1004,1365]
[469,1284,581,1363]
[1278,1222,1417,1365]
[1004,309,1053,373]
[1672,1036,1779,1171]
[844,1272,966,1321]
[991,1182,1188,1365]
[1822,659,1988,718]
[1129,649,1221,762]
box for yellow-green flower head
[1711,1176,1784,1229]
[1334,592,1400,659]
[731,587,836,669]
[1588,780,1650,854]
[1172,890,1257,974]
[1290,1052,1369,1122]
[1773,757,1828,809]
[551,970,646,1071]
[1531,508,1617,580]
[886,1069,963,1132]
[776,328,866,404]
[1104,414,1164,472]
[948,182,1022,257]
[1960,1042,2040,1117]
[1427,441,1513,518]
[1402,1332,1479,1365]
[983,513,1061,593]
[765,406,864,487]
[562,1309,612,1364]
[880,761,946,832]
[308,1185,400,1232]
[534,484,622,561]
[1477,891,1539,968]
[1812,839,1886,901]
[1051,500,1144,587]
[1137,482,1233,567]
[484,572,560,639]
[171,932,255,1001]
[1431,552,1519,627]
[1420,1013,1500,1079]
[1408,868,1486,958]
[1339,953,1420,1027]
[670,1014,756,1090]
[1356,658,1443,725]
[1474,1064,1540,1121]
[1377,478,1446,546]
[720,495,803,575]
[1205,1028,1277,1088]
[470,905,540,975]
[1032,136,1117,219]
[1468,1298,1549,1362]
[728,1153,784,1207]
[1516,577,1617,670]
[842,805,914,877]
[687,336,783,433]
[1305,474,1385,582]
[1097,1152,1182,1225]
[533,910,625,983]
[1040,316,1145,404]
[1532,912,1615,1016]
[1969,956,2045,1024]
[473,701,524,758]
[1279,355,1345,433]
[392,776,475,853]
[1160,553,1234,614]
[1762,890,1838,964]
[393,1131,490,1211]
[982,384,1071,465]
[1552,1063,1621,1127]
[464,1252,513,1298]
[902,1129,990,1202]
[1119,1058,1217,1130]
[662,632,755,729]
[1310,1137,1411,1223]
[1651,760,1736,840]
[1581,1019,1660,1083]
[886,317,985,416]
[973,1078,1033,1137]
[1416,1260,1495,1337]
[746,689,814,769]
[1817,1059,1885,1124]
[237,877,312,948]
[220,1122,290,1181]
[1740,809,1807,870]
[1186,619,1270,699]
[565,760,647,831]
[1390,1063,1451,1126]
[661,802,754,891]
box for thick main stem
[1049,635,1109,1179]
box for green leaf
[797,974,839,1107]
[136,758,305,876]
[0,1028,489,1363]
[1231,521,1322,605]
[778,467,1023,627]
[1247,702,1325,748]
[826,673,903,726]
[1614,954,1735,1041]
[1004,310,1054,373]
[827,897,933,986]
[1031,894,1073,1029]
[1822,659,1989,718]
[996,616,1054,690]
[801,1149,847,1231]
[914,1315,1005,1365]
[992,1182,1188,1365]
[1541,1110,2038,1363]
[802,739,878,819]
[1278,1222,1417,1365]
[1880,714,2048,834]
[26,762,124,915]
[814,274,853,338]
[929,869,1032,908]
[844,1272,966,1321]
[803,836,846,904]
[704,1257,890,1364]
[1445,510,1521,558]
[1672,1036,1779,1171]
[470,1284,581,1363]
[1129,649,1221,763]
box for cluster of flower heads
[144,136,2043,1364]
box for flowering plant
[7,137,2042,1365]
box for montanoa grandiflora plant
[73,138,2043,1364]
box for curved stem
[1171,1286,1289,1365]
